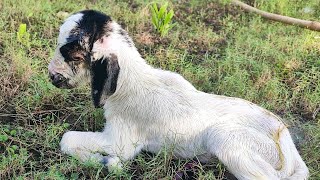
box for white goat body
[48,11,309,180]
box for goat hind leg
[214,149,280,180]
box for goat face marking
[48,10,112,88]
[48,10,120,106]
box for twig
[313,106,320,120]
[0,109,67,118]
[231,0,320,32]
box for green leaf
[10,130,17,136]
[150,5,159,28]
[11,145,19,151]
[4,128,10,133]
[161,24,170,36]
[18,24,27,38]
[63,123,70,128]
[164,9,174,25]
[0,135,9,142]
[27,12,33,18]
[16,23,31,48]
[152,3,159,14]
[158,2,168,21]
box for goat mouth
[50,76,74,89]
[49,72,75,89]
[52,80,74,89]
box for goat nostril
[54,74,62,82]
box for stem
[231,0,320,32]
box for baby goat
[48,10,309,180]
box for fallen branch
[231,0,320,31]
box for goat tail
[277,127,309,180]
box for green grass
[0,0,319,179]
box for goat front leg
[60,130,143,171]
[60,131,116,167]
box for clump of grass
[150,2,175,37]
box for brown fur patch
[272,125,286,171]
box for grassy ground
[0,0,319,179]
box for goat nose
[54,73,65,83]
[50,73,67,85]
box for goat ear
[91,54,120,108]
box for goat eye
[73,56,82,61]
[72,56,84,61]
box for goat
[48,10,309,180]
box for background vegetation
[0,0,319,179]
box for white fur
[58,13,84,45]
[57,14,309,180]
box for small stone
[57,11,70,19]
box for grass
[0,0,319,179]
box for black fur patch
[91,54,120,108]
[77,10,112,50]
[91,57,108,107]
[60,10,112,63]
[105,54,120,95]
